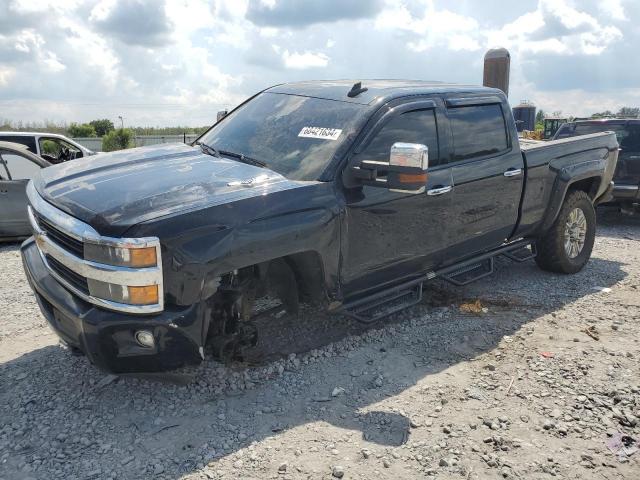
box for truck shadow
[597,205,640,236]
[0,255,629,479]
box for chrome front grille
[45,254,90,295]
[26,181,164,314]
[35,213,84,257]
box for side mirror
[350,142,428,194]
[217,110,228,122]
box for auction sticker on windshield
[298,127,342,141]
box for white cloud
[0,66,14,87]
[376,2,481,52]
[282,50,330,69]
[0,0,636,126]
[11,0,83,13]
[42,52,66,73]
[488,0,622,56]
[598,0,626,21]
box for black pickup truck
[554,118,640,208]
[21,80,618,373]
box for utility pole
[118,116,124,129]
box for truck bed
[515,131,618,238]
[520,131,618,158]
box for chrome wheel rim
[564,208,587,259]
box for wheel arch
[540,173,602,233]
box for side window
[554,124,575,139]
[357,109,440,165]
[0,135,37,153]
[2,152,41,180]
[39,138,82,163]
[448,104,509,161]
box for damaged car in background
[20,80,618,373]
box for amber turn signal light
[129,247,157,268]
[398,173,428,184]
[128,285,159,305]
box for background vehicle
[543,116,569,139]
[20,80,618,373]
[0,142,52,240]
[0,132,95,164]
[553,119,640,207]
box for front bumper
[612,182,640,202]
[21,237,204,373]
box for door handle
[503,168,522,177]
[427,185,452,196]
[629,155,640,159]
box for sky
[0,0,638,127]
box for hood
[34,143,306,235]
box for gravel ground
[0,207,638,480]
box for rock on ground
[0,208,638,479]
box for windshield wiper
[196,142,267,168]
[196,141,221,158]
[218,150,267,168]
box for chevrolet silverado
[20,80,618,373]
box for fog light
[135,330,155,348]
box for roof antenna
[347,81,368,98]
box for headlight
[85,243,158,268]
[84,242,161,307]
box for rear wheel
[535,190,596,274]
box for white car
[0,132,95,164]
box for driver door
[341,99,454,296]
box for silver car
[0,131,95,164]
[0,141,54,240]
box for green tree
[535,109,545,124]
[67,123,97,137]
[90,119,115,137]
[617,107,640,117]
[102,128,134,152]
[591,110,613,118]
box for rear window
[555,122,640,152]
[448,104,509,161]
[0,135,37,153]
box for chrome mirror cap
[389,142,429,170]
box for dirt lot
[0,208,638,480]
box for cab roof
[0,131,71,138]
[266,79,503,106]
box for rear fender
[540,154,606,232]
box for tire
[535,190,596,274]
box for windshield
[198,92,365,181]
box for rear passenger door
[444,97,524,260]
